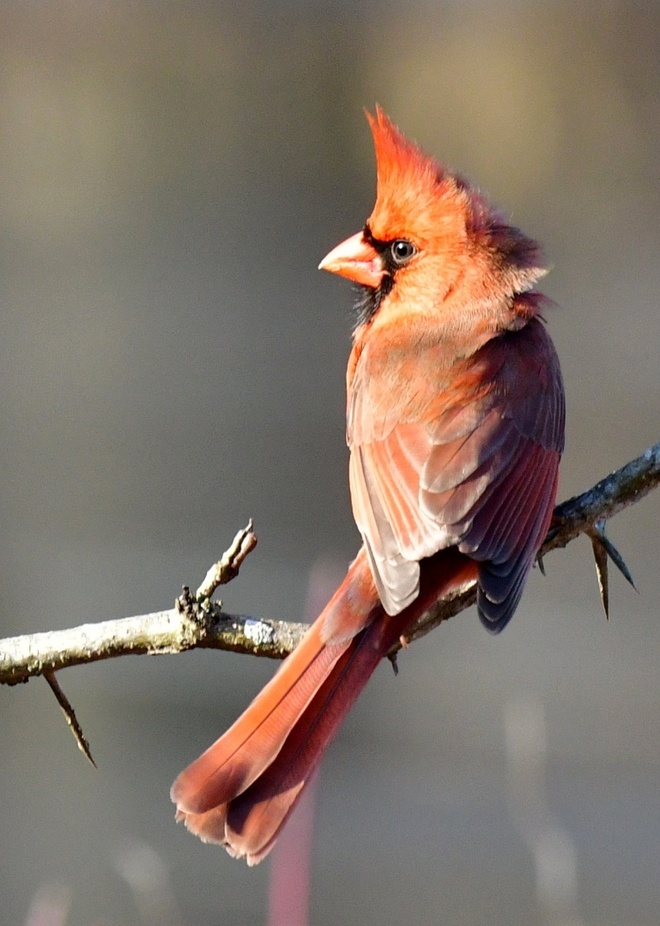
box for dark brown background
[1,3,658,924]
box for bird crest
[366,106,545,297]
[365,105,468,247]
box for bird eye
[390,239,416,266]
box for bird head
[320,107,546,332]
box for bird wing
[348,317,565,631]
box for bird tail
[171,547,476,864]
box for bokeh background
[1,3,659,925]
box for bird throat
[352,275,395,328]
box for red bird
[171,107,565,864]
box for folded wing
[348,317,565,631]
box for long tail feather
[171,551,380,815]
[172,547,477,862]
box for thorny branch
[0,442,658,750]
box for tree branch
[1,442,658,688]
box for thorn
[587,520,638,620]
[387,651,399,676]
[589,532,610,619]
[44,671,97,768]
[589,520,637,589]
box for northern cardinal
[171,107,565,864]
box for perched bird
[171,107,565,864]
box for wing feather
[348,317,564,631]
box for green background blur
[1,3,659,925]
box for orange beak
[319,231,384,288]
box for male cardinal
[171,107,565,864]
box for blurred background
[1,3,658,925]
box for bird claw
[586,520,637,619]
